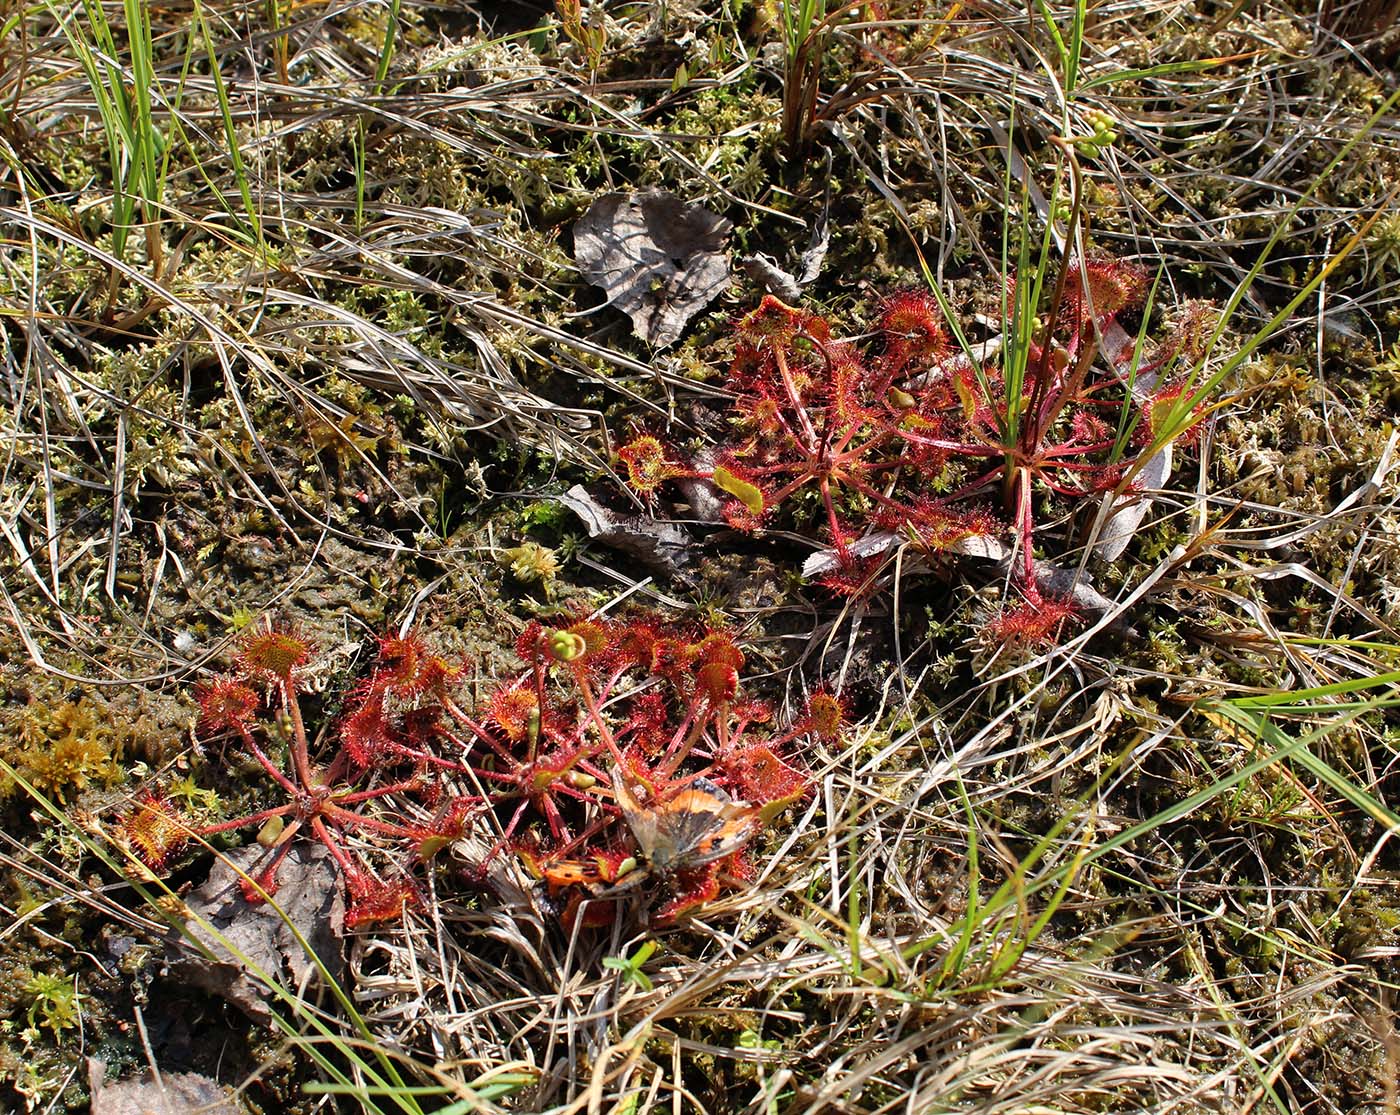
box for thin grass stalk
[122,0,162,274]
[356,0,403,231]
[191,0,264,253]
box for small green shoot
[556,0,606,79]
[25,972,81,1039]
[603,940,660,992]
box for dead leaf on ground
[165,844,344,1023]
[800,533,1127,629]
[738,176,830,301]
[88,1059,244,1115]
[1094,443,1173,563]
[1027,558,1121,623]
[573,189,731,348]
[801,529,1006,579]
[738,254,803,302]
[559,484,692,575]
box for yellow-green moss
[0,679,181,804]
[0,697,125,802]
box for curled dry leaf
[738,188,828,301]
[801,532,1122,627]
[165,844,344,1023]
[801,529,1006,578]
[738,254,803,302]
[795,197,831,287]
[1026,558,1120,623]
[1093,316,1174,563]
[559,484,692,574]
[801,532,902,578]
[1094,443,1173,563]
[573,189,732,347]
[675,447,728,523]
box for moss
[0,695,126,803]
[1144,619,1187,672]
[644,84,784,199]
[0,915,122,1114]
[23,972,81,1039]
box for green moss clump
[0,696,125,802]
[0,666,183,804]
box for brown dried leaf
[88,1059,244,1115]
[559,484,691,574]
[801,530,1006,579]
[738,254,802,302]
[573,190,731,347]
[165,844,344,1022]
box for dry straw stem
[828,0,1400,359]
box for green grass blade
[1229,670,1400,707]
[1207,700,1400,831]
[1077,53,1262,92]
[192,0,264,249]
